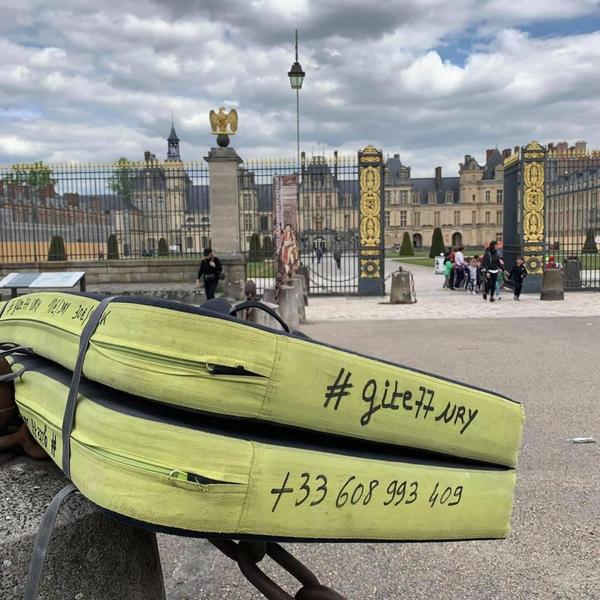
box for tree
[48,235,67,261]
[107,234,119,260]
[158,237,169,257]
[4,161,53,188]
[108,158,136,203]
[262,235,273,255]
[400,232,414,256]
[249,233,262,261]
[429,227,445,258]
[582,228,598,254]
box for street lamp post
[288,29,305,174]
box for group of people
[442,242,528,302]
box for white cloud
[0,0,599,174]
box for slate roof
[411,177,460,204]
[483,149,503,180]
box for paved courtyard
[159,313,600,599]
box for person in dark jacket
[196,248,222,300]
[481,241,504,302]
[507,257,527,301]
[333,247,342,270]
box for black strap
[0,345,33,358]
[62,296,115,478]
[230,301,290,333]
[0,367,26,383]
[23,483,78,600]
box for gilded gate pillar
[520,141,546,292]
[358,145,385,295]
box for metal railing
[238,153,360,296]
[0,160,210,263]
[545,153,600,289]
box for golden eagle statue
[209,107,238,135]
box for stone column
[205,147,246,299]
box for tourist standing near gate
[454,246,465,288]
[196,248,223,300]
[481,241,504,302]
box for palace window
[260,216,269,231]
[428,192,436,204]
[384,211,391,227]
[412,192,420,204]
[434,212,441,227]
[244,214,253,230]
[400,190,408,205]
[400,210,407,226]
[445,191,453,204]
[497,189,503,203]
[243,195,252,211]
[472,194,476,202]
[385,191,392,206]
[496,233,503,242]
[186,237,194,250]
[454,211,460,226]
[485,211,491,225]
[496,210,503,225]
[344,214,350,228]
[414,212,420,227]
[485,191,491,202]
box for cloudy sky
[1,0,600,175]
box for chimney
[394,153,400,159]
[486,149,494,162]
[435,166,442,189]
[144,151,151,162]
[575,141,587,154]
[514,146,520,156]
[547,142,555,152]
[502,148,511,159]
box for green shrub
[249,232,262,261]
[400,232,414,256]
[429,227,445,258]
[107,234,119,260]
[262,235,273,255]
[47,235,67,261]
[158,238,169,257]
[582,229,598,254]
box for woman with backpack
[481,241,504,303]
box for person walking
[454,246,466,289]
[507,257,527,300]
[495,262,505,300]
[316,246,323,265]
[442,257,453,290]
[333,247,342,270]
[195,248,222,300]
[466,258,478,294]
[481,241,504,302]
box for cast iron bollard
[390,269,417,304]
[563,257,582,289]
[540,268,564,301]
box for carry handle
[230,301,290,333]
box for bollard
[0,458,166,600]
[390,269,417,304]
[296,266,311,295]
[288,277,306,322]
[262,287,276,305]
[563,258,581,289]
[291,274,309,306]
[540,268,564,300]
[277,285,300,331]
[245,301,282,329]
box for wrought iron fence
[239,152,360,296]
[0,160,210,263]
[545,151,600,290]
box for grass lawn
[393,256,435,268]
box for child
[507,257,527,300]
[466,258,478,294]
[495,264,505,300]
[442,258,452,290]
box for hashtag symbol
[324,368,353,410]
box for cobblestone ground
[306,260,600,322]
[159,314,600,599]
